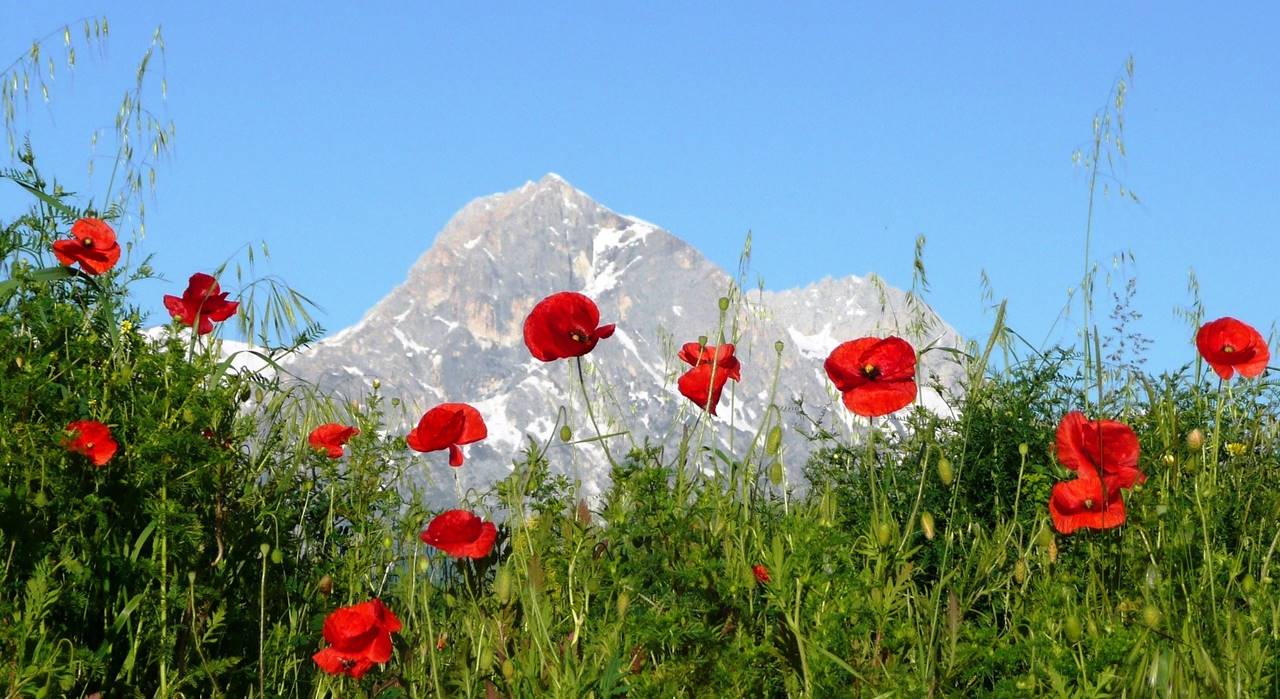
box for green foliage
[4,42,1280,698]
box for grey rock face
[285,174,966,504]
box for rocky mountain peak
[289,176,965,504]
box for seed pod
[1018,442,1029,456]
[768,459,783,485]
[920,511,936,540]
[1142,605,1161,629]
[270,548,284,565]
[317,574,334,597]
[876,520,893,547]
[372,378,381,390]
[495,566,512,604]
[1065,616,1083,642]
[774,340,785,354]
[259,543,271,558]
[559,424,572,442]
[766,425,782,456]
[718,296,730,311]
[616,590,631,618]
[937,456,954,486]
[527,554,545,593]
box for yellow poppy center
[1083,498,1094,509]
[862,363,880,379]
[82,237,94,248]
[569,330,587,343]
[1222,344,1235,353]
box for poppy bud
[875,519,893,547]
[259,543,270,558]
[1018,442,1029,456]
[697,335,708,347]
[527,555,545,592]
[936,456,954,486]
[768,459,783,485]
[1161,453,1175,466]
[1142,605,1161,629]
[372,378,381,390]
[1186,428,1204,449]
[1014,558,1027,584]
[271,548,284,565]
[1243,573,1256,593]
[718,296,730,311]
[559,424,572,442]
[317,574,334,596]
[418,556,429,572]
[502,658,515,681]
[1036,526,1053,550]
[14,356,22,369]
[33,491,47,508]
[495,566,512,604]
[576,499,591,525]
[774,340,785,354]
[1064,616,1082,642]
[920,511,936,540]
[766,425,782,456]
[616,590,631,617]
[382,535,393,549]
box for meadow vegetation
[2,28,1278,699]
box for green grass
[3,35,1279,698]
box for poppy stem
[574,356,617,473]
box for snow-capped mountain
[285,174,966,503]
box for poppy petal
[840,380,916,417]
[824,338,880,392]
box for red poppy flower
[1048,474,1126,534]
[309,423,360,458]
[676,342,741,415]
[823,337,917,417]
[163,273,239,335]
[52,217,121,275]
[63,420,117,467]
[312,598,402,679]
[752,564,771,584]
[419,509,498,559]
[1055,411,1145,489]
[523,291,616,361]
[1196,317,1270,380]
[405,403,487,467]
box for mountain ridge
[285,174,965,503]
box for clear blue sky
[3,3,1278,372]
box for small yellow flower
[1225,442,1248,458]
[120,319,134,333]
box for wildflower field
[4,27,1280,699]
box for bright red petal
[678,363,731,415]
[523,292,608,361]
[824,338,880,392]
[457,521,497,558]
[405,406,467,453]
[860,337,917,381]
[312,647,349,675]
[841,380,916,417]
